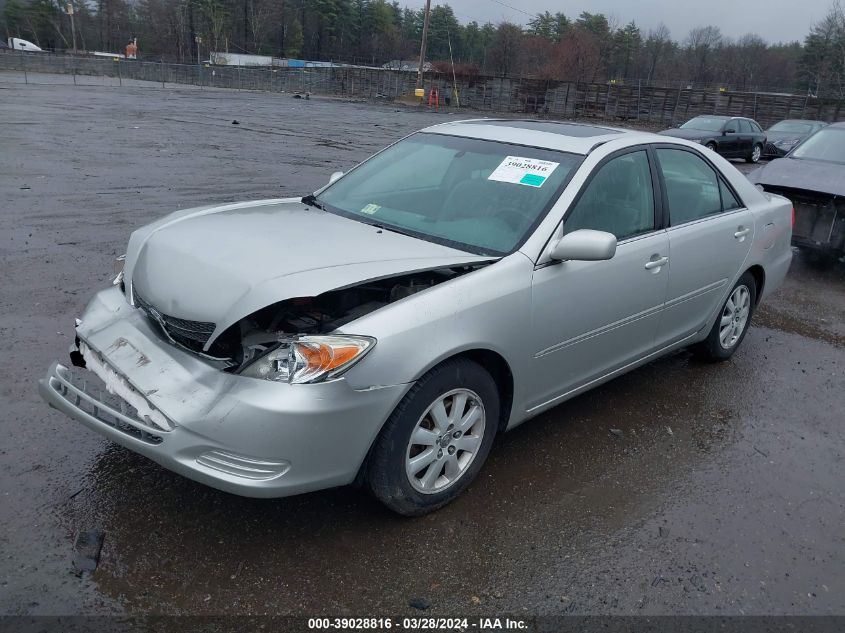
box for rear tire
[691,272,756,362]
[366,358,499,516]
[746,143,762,163]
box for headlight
[240,335,376,384]
[112,254,126,286]
[774,139,799,148]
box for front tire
[746,143,762,163]
[691,272,756,362]
[705,142,717,152]
[366,359,499,516]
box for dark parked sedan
[763,119,827,158]
[659,115,767,163]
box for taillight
[792,207,796,227]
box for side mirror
[549,229,617,262]
[723,128,735,135]
[329,171,344,184]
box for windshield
[791,128,845,163]
[769,121,813,134]
[680,117,726,132]
[316,133,582,255]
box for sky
[405,0,833,44]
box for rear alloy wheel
[691,272,757,362]
[366,359,498,515]
[746,143,762,163]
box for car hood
[125,198,494,345]
[747,157,845,197]
[658,128,710,140]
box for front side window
[563,150,655,241]
[657,148,724,225]
[317,133,582,255]
[738,120,751,133]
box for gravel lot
[1,76,843,617]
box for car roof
[777,118,827,123]
[421,118,662,155]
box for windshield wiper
[301,194,324,210]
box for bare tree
[644,23,671,82]
[686,25,722,84]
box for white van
[8,38,43,52]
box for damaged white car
[40,120,793,515]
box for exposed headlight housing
[774,138,799,148]
[240,335,376,384]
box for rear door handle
[734,227,751,239]
[644,256,669,270]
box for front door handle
[734,227,751,240]
[644,256,669,270]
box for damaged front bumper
[38,286,411,498]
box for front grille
[135,293,216,352]
[764,142,782,156]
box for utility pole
[447,27,459,107]
[67,2,77,54]
[416,0,431,90]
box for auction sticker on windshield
[488,156,559,187]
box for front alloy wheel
[747,144,762,163]
[367,358,499,515]
[406,389,486,494]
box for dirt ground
[1,76,843,617]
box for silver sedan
[40,119,793,515]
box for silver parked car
[40,120,793,515]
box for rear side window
[658,148,744,223]
[656,148,723,225]
[564,150,655,241]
